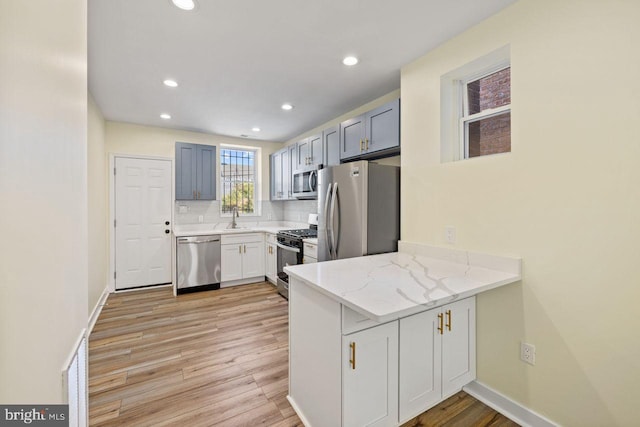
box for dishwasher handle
[177,236,221,244]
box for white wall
[0,0,88,403]
[285,90,401,146]
[401,0,640,425]
[88,94,107,313]
[105,121,283,201]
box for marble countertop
[284,241,521,323]
[173,222,307,237]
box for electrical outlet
[198,215,204,223]
[445,226,456,244]
[267,212,272,220]
[520,342,536,365]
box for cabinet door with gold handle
[349,342,356,370]
[445,310,452,331]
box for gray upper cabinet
[175,142,216,200]
[270,146,294,200]
[295,133,323,172]
[323,125,340,167]
[340,98,400,161]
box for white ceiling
[89,0,517,142]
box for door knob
[165,230,170,234]
[165,221,170,226]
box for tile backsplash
[175,199,318,225]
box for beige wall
[285,90,401,146]
[88,95,108,313]
[105,122,283,201]
[401,0,640,425]
[0,0,88,402]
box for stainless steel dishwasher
[176,235,221,294]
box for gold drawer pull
[349,342,356,369]
[437,313,444,335]
[446,310,452,331]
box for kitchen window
[220,146,259,215]
[440,45,511,162]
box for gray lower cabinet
[175,142,216,200]
[340,98,400,161]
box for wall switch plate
[445,226,456,244]
[520,342,536,365]
[198,215,204,223]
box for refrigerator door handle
[323,183,333,258]
[329,182,339,260]
[333,184,340,258]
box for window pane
[467,67,510,115]
[220,148,255,214]
[467,111,511,158]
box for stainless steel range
[276,226,317,299]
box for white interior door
[115,157,172,290]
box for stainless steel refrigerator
[318,160,400,262]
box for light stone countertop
[284,241,521,323]
[173,221,307,237]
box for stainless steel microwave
[292,169,318,199]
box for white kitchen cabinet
[221,233,265,285]
[343,321,398,427]
[302,241,317,264]
[265,233,277,284]
[289,278,477,427]
[398,297,476,423]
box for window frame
[219,144,261,217]
[440,45,511,162]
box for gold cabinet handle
[197,191,201,199]
[244,244,247,253]
[446,310,452,331]
[193,190,197,199]
[239,245,242,254]
[359,139,364,152]
[349,342,356,369]
[365,138,369,150]
[438,313,444,335]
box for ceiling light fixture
[171,0,195,11]
[160,113,171,119]
[163,79,178,87]
[281,103,293,111]
[343,56,359,66]
[252,127,261,132]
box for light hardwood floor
[89,282,518,427]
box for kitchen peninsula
[284,241,521,427]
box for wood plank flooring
[89,282,518,427]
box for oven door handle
[276,242,301,254]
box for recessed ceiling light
[160,113,171,119]
[343,56,359,66]
[252,127,261,132]
[171,0,195,11]
[163,79,178,87]
[281,103,293,111]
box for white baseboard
[88,286,110,336]
[463,381,558,427]
[287,395,311,427]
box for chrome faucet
[231,206,239,228]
